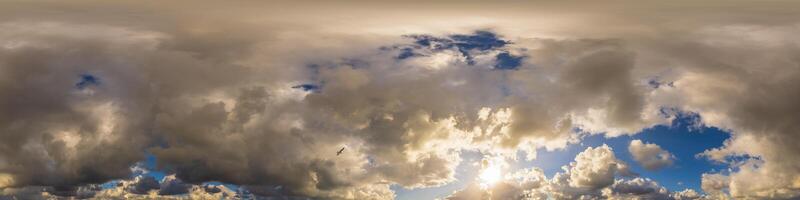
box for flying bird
[336,147,345,156]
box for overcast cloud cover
[1,0,800,199]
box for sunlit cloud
[2,1,800,199]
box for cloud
[2,1,800,199]
[444,182,528,200]
[0,174,277,199]
[129,176,160,195]
[92,176,239,199]
[566,145,635,189]
[0,22,695,198]
[603,178,672,200]
[651,23,800,198]
[672,189,703,200]
[444,146,704,200]
[0,22,176,190]
[540,145,640,199]
[700,173,730,199]
[628,140,675,171]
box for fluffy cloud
[565,145,635,189]
[2,1,800,199]
[0,18,666,199]
[603,178,671,200]
[444,182,528,200]
[700,173,730,199]
[541,145,639,199]
[445,146,703,200]
[628,140,675,171]
[651,23,800,198]
[89,175,239,199]
[672,189,703,200]
[0,174,289,199]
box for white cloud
[567,145,634,189]
[672,189,702,200]
[700,173,730,199]
[445,146,707,200]
[628,140,675,171]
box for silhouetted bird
[336,147,345,156]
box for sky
[1,0,800,199]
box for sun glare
[479,162,502,187]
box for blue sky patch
[292,84,321,92]
[449,31,508,52]
[647,79,675,89]
[397,47,419,60]
[399,31,512,65]
[494,51,523,70]
[75,74,100,89]
[407,35,454,50]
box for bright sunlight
[479,161,502,188]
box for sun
[479,162,503,187]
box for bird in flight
[336,147,345,156]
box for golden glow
[0,173,13,188]
[479,161,502,187]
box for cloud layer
[444,145,697,200]
[2,0,800,199]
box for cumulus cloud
[1,0,800,199]
[565,145,635,190]
[602,178,672,200]
[700,173,730,199]
[0,174,267,199]
[444,145,704,200]
[628,140,675,171]
[539,145,640,199]
[92,175,239,199]
[672,189,703,200]
[653,23,800,198]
